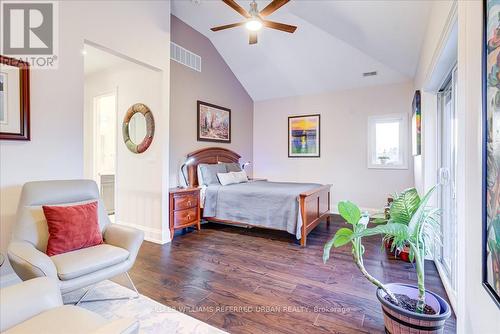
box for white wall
[253,82,415,211]
[84,63,164,243]
[457,1,500,333]
[0,0,171,282]
[414,0,500,332]
[413,0,456,194]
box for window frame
[367,113,409,170]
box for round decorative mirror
[122,103,154,154]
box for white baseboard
[330,207,382,215]
[115,221,170,245]
[0,273,20,288]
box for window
[367,114,408,169]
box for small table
[169,187,201,240]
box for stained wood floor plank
[130,218,457,333]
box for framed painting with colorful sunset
[288,114,320,158]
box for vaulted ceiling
[172,0,431,101]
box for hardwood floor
[129,216,457,334]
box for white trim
[434,259,457,314]
[423,1,458,92]
[330,206,381,216]
[116,221,170,244]
[367,113,409,170]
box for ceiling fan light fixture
[245,18,262,31]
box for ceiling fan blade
[260,0,290,17]
[249,32,258,45]
[211,22,245,32]
[222,0,251,18]
[263,20,297,33]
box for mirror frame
[122,103,154,154]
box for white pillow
[217,172,238,186]
[233,170,248,183]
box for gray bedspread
[203,180,321,239]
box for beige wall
[169,16,254,186]
[0,1,171,283]
[253,82,415,211]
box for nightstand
[169,187,201,240]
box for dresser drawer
[173,194,198,210]
[173,208,198,227]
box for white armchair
[7,180,144,301]
[0,277,139,334]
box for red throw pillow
[43,201,103,256]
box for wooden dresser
[169,187,201,239]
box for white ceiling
[172,0,432,101]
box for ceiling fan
[210,0,297,45]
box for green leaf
[389,188,421,225]
[356,223,409,239]
[408,186,437,235]
[333,227,354,247]
[338,201,361,226]
[323,228,354,263]
[409,247,415,262]
[323,237,335,264]
[372,217,387,224]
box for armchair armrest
[104,224,144,263]
[0,277,62,332]
[91,318,140,334]
[8,240,58,280]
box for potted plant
[380,189,423,263]
[378,155,390,165]
[324,186,451,333]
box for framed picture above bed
[197,100,231,143]
[483,0,500,308]
[0,55,30,141]
[288,114,320,158]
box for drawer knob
[187,201,192,206]
[187,214,191,220]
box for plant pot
[384,239,413,263]
[376,283,451,334]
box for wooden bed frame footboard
[299,184,332,247]
[185,147,332,247]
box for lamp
[181,157,195,188]
[241,161,251,170]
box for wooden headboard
[186,147,241,187]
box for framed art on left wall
[197,100,231,143]
[0,55,30,140]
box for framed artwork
[197,100,231,143]
[288,114,320,158]
[411,90,421,156]
[483,0,500,308]
[0,55,30,141]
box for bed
[185,147,332,246]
